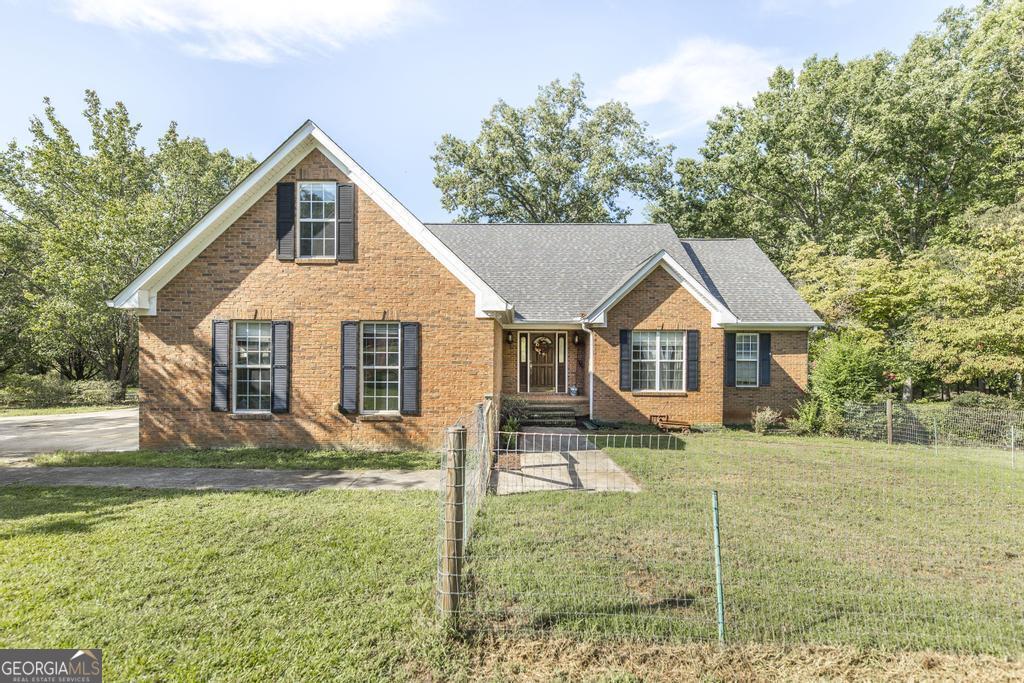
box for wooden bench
[649,415,691,434]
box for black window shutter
[271,321,291,413]
[686,330,700,391]
[336,183,355,261]
[340,321,359,413]
[759,333,772,387]
[724,332,737,388]
[619,329,632,391]
[276,183,295,260]
[400,322,421,415]
[211,319,230,411]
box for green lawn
[0,404,135,417]
[0,486,450,681]
[465,430,1024,654]
[3,431,1022,681]
[29,446,439,471]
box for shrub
[0,373,125,408]
[949,391,1021,411]
[501,416,521,433]
[500,395,528,424]
[752,406,782,435]
[810,333,885,427]
[785,399,820,435]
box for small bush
[501,416,521,433]
[810,333,885,429]
[786,399,820,435]
[752,406,782,435]
[500,395,528,424]
[0,374,125,408]
[950,391,1021,411]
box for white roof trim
[719,321,821,330]
[108,120,510,317]
[583,250,738,328]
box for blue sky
[2,0,957,220]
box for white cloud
[610,38,782,130]
[63,0,431,63]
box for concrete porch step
[520,416,577,427]
[524,404,577,414]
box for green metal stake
[712,490,726,646]
[1012,425,1016,469]
[933,417,939,456]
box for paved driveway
[0,408,138,460]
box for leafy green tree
[653,0,1024,264]
[909,201,1024,390]
[433,75,673,223]
[0,91,255,389]
[0,217,37,374]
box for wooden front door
[529,333,555,391]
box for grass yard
[0,404,135,417]
[0,486,448,681]
[29,446,439,470]
[3,431,1023,680]
[466,430,1024,654]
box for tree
[0,91,256,389]
[433,75,673,223]
[909,201,1024,391]
[652,0,1024,264]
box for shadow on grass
[0,485,246,537]
[33,446,440,471]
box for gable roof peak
[109,121,509,318]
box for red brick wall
[591,267,725,425]
[139,149,495,450]
[723,331,809,424]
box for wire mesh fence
[844,400,1022,468]
[438,414,1024,655]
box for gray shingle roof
[424,223,821,325]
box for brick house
[110,121,821,450]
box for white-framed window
[735,333,759,388]
[297,181,337,258]
[233,321,272,412]
[632,330,685,391]
[361,322,400,413]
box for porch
[501,329,589,400]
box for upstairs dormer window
[297,182,336,258]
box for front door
[529,333,555,391]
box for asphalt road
[0,408,138,459]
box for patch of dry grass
[459,637,1024,682]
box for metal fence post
[1012,425,1017,469]
[933,417,939,456]
[885,399,894,446]
[711,490,726,646]
[441,425,466,627]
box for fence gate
[437,418,719,641]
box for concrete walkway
[493,427,641,495]
[0,408,138,460]
[0,465,441,492]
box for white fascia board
[584,250,738,328]
[309,127,508,318]
[110,121,318,311]
[501,321,583,330]
[719,321,822,330]
[110,120,510,319]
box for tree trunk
[901,377,913,402]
